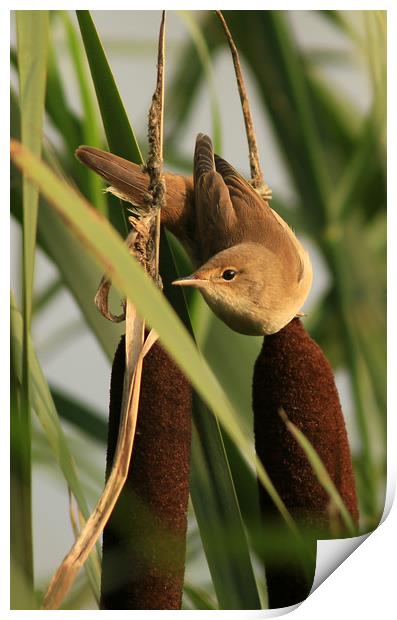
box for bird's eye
[222,269,237,281]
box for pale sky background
[10,10,373,608]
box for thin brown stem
[216,11,272,200]
[145,10,166,279]
[94,274,125,322]
[95,12,166,315]
[94,228,138,322]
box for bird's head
[172,242,302,335]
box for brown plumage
[77,134,312,335]
[100,336,192,609]
[194,135,302,268]
[75,145,197,260]
[252,318,358,608]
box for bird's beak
[172,273,209,288]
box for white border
[3,3,394,618]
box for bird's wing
[214,153,305,282]
[194,134,238,261]
[214,153,271,216]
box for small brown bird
[76,134,312,335]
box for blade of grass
[41,40,95,202]
[14,10,49,598]
[305,69,361,195]
[51,388,107,444]
[191,11,328,228]
[11,292,101,603]
[76,10,142,235]
[11,172,122,359]
[305,289,346,370]
[322,15,385,514]
[257,10,332,215]
[38,319,85,359]
[60,576,95,610]
[165,235,263,608]
[325,228,382,518]
[340,219,386,432]
[183,580,217,610]
[12,189,122,360]
[33,277,63,317]
[76,10,143,164]
[178,11,222,153]
[280,409,357,537]
[202,315,262,433]
[10,138,300,564]
[10,343,36,609]
[46,43,82,152]
[11,83,123,360]
[10,557,38,610]
[12,39,104,211]
[363,11,387,102]
[190,396,261,609]
[60,11,107,216]
[166,13,223,141]
[331,108,386,220]
[219,431,265,561]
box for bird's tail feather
[214,153,240,180]
[76,146,148,205]
[194,133,215,183]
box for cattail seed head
[101,335,192,610]
[253,318,358,607]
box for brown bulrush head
[100,335,192,609]
[252,318,358,609]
